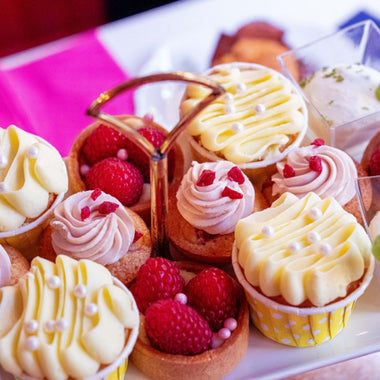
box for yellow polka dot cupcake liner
[232,245,375,347]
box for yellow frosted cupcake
[0,255,139,380]
[0,125,68,259]
[232,192,374,346]
[180,62,308,187]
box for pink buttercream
[176,161,255,235]
[272,144,357,205]
[51,190,135,265]
[0,245,11,287]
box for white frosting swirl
[176,161,255,235]
[51,191,135,265]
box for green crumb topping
[372,235,380,260]
[335,75,344,82]
[362,106,369,110]
[323,68,344,82]
[375,85,380,101]
[300,72,315,88]
[328,100,334,105]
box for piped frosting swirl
[0,245,11,287]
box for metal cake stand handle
[86,72,225,258]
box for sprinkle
[227,166,245,184]
[117,148,128,160]
[221,186,243,199]
[74,284,87,298]
[288,242,301,254]
[174,293,187,304]
[311,138,325,147]
[309,156,322,172]
[255,104,266,114]
[80,164,91,176]
[308,207,322,220]
[225,104,236,114]
[232,122,244,133]
[47,275,61,289]
[319,243,332,256]
[283,164,295,178]
[81,206,91,221]
[26,336,39,351]
[196,169,216,186]
[84,303,98,317]
[44,320,56,333]
[24,320,39,333]
[0,154,7,169]
[224,318,237,331]
[218,328,231,340]
[55,318,69,332]
[98,201,119,214]
[27,145,39,159]
[307,231,321,244]
[0,182,9,193]
[91,188,102,200]
[133,231,143,243]
[262,226,274,238]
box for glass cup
[278,20,380,162]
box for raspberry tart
[67,115,184,224]
[130,258,249,380]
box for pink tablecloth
[0,30,134,156]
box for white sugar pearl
[288,242,301,254]
[47,275,61,289]
[255,104,266,114]
[55,318,69,332]
[85,303,98,317]
[232,122,244,133]
[224,93,234,102]
[80,164,90,176]
[218,328,231,340]
[236,82,246,92]
[262,226,274,238]
[0,154,7,168]
[211,333,224,349]
[224,318,237,331]
[174,293,187,305]
[308,207,322,220]
[27,145,39,159]
[117,148,128,160]
[225,104,236,114]
[26,336,39,351]
[24,320,38,333]
[307,231,321,244]
[44,320,56,333]
[143,113,154,122]
[0,182,9,193]
[319,243,332,256]
[74,284,87,298]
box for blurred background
[0,0,178,58]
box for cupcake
[0,255,139,380]
[232,191,374,347]
[39,189,152,286]
[0,244,29,287]
[180,62,308,187]
[262,139,371,224]
[67,115,184,225]
[130,258,249,380]
[0,125,68,260]
[167,160,267,264]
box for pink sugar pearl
[224,317,238,331]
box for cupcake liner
[13,277,139,380]
[232,243,375,347]
[0,192,65,261]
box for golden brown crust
[67,115,185,226]
[3,244,30,285]
[130,261,250,380]
[38,208,151,286]
[167,186,267,264]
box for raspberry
[221,186,243,199]
[125,127,174,182]
[196,169,215,186]
[185,267,238,331]
[283,164,295,178]
[132,257,185,314]
[227,166,245,184]
[85,157,143,206]
[144,299,212,355]
[98,201,119,214]
[369,147,380,176]
[311,138,325,147]
[309,155,322,172]
[82,125,129,165]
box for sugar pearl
[80,164,90,176]
[224,318,238,331]
[236,82,246,92]
[211,333,224,349]
[174,293,187,305]
[308,207,322,220]
[117,148,128,160]
[232,122,244,133]
[262,226,274,238]
[26,336,39,351]
[55,318,69,332]
[24,320,39,333]
[27,145,39,159]
[225,104,236,114]
[224,93,233,103]
[255,104,266,114]
[0,154,7,169]
[307,231,321,244]
[85,303,98,317]
[288,242,301,254]
[0,182,9,193]
[74,284,87,298]
[44,320,56,333]
[319,243,332,256]
[47,275,61,289]
[143,113,154,122]
[218,328,231,340]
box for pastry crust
[3,244,30,285]
[130,261,250,380]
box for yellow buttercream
[235,192,372,307]
[0,255,138,380]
